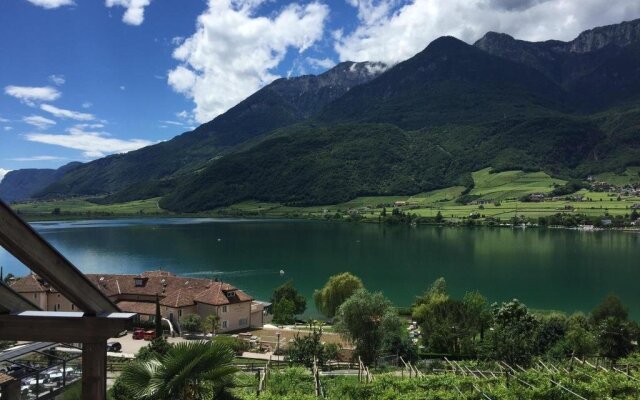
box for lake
[1,218,639,319]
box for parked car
[132,328,145,340]
[143,330,156,341]
[106,342,122,352]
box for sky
[1,0,639,179]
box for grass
[12,197,167,219]
[595,167,640,186]
[469,168,565,201]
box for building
[10,270,272,333]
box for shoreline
[18,211,640,232]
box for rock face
[475,18,640,57]
[474,18,640,110]
[563,18,640,53]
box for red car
[132,328,145,340]
[144,330,156,341]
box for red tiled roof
[9,274,48,293]
[194,284,253,306]
[11,271,254,308]
[160,287,203,308]
[117,301,157,316]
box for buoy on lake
[280,269,285,276]
[217,238,222,242]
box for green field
[13,197,167,219]
[469,168,564,201]
[595,167,640,186]
[11,168,640,224]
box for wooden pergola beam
[0,201,118,314]
[0,311,133,342]
[0,281,40,313]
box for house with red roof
[10,270,272,333]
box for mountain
[36,61,386,201]
[6,19,640,212]
[318,36,567,129]
[0,162,81,203]
[474,18,640,110]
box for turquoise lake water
[1,218,639,318]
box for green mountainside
[2,19,640,212]
[26,62,385,202]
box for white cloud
[73,123,105,129]
[307,57,336,70]
[81,102,93,109]
[9,156,66,161]
[0,117,9,123]
[48,74,65,86]
[40,104,95,121]
[168,0,329,123]
[160,120,184,126]
[335,0,640,64]
[25,127,153,158]
[105,0,152,26]
[119,85,126,91]
[25,0,74,9]
[0,168,10,183]
[23,115,56,129]
[4,85,61,106]
[4,127,13,131]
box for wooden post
[82,341,107,400]
[4,380,20,400]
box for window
[57,303,60,311]
[222,306,228,313]
[71,304,75,310]
[134,278,144,287]
[225,291,236,298]
[178,309,182,317]
[239,318,248,326]
[222,320,228,329]
[33,293,37,300]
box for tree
[564,313,597,357]
[313,273,364,318]
[271,280,306,315]
[119,341,237,400]
[486,299,539,365]
[155,294,163,338]
[435,211,443,223]
[273,298,296,325]
[596,317,634,360]
[414,277,448,308]
[463,291,491,341]
[205,314,220,337]
[334,289,403,365]
[591,294,628,324]
[415,298,476,354]
[2,273,14,284]
[137,337,173,361]
[180,314,203,333]
[288,322,336,368]
[535,313,566,355]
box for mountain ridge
[2,19,640,210]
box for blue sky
[1,0,639,177]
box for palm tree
[120,341,238,400]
